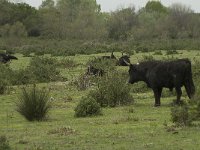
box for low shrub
[140,55,155,62]
[153,50,163,55]
[22,50,32,57]
[28,56,61,82]
[171,104,191,126]
[89,71,134,107]
[34,50,45,56]
[188,79,200,121]
[57,58,77,69]
[188,61,200,121]
[192,60,200,80]
[87,57,116,72]
[71,73,94,91]
[136,46,149,53]
[0,64,12,94]
[130,82,149,93]
[161,89,176,98]
[171,63,200,126]
[0,135,11,150]
[74,96,101,117]
[0,64,30,86]
[16,85,51,121]
[12,69,35,85]
[0,57,63,87]
[166,50,179,55]
[0,79,9,95]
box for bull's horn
[123,59,130,66]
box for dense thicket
[1,0,200,53]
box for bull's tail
[185,77,195,99]
[184,61,195,99]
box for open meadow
[1,0,200,149]
[0,50,200,150]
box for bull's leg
[175,87,182,104]
[158,87,162,99]
[153,88,162,107]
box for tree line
[0,0,200,52]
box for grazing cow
[118,53,130,66]
[87,64,104,76]
[126,59,195,106]
[102,52,116,60]
[0,53,18,63]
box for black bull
[127,59,195,106]
[0,54,18,63]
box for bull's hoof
[154,103,161,107]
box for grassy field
[1,50,200,150]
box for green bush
[0,64,12,94]
[171,104,191,126]
[0,57,63,86]
[166,50,179,55]
[0,79,8,95]
[12,69,35,85]
[71,73,94,91]
[74,96,101,117]
[130,82,149,93]
[22,50,32,57]
[34,50,45,56]
[16,85,51,121]
[0,135,11,150]
[0,63,32,86]
[188,80,200,121]
[87,57,116,72]
[192,60,200,80]
[28,56,61,82]
[153,50,163,55]
[135,46,150,53]
[189,61,200,120]
[140,55,155,62]
[89,71,134,107]
[57,58,78,69]
[170,61,199,126]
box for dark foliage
[28,56,61,82]
[89,71,134,107]
[71,73,94,91]
[171,104,191,126]
[0,64,12,94]
[0,135,11,150]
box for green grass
[1,50,200,149]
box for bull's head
[128,64,142,84]
[123,59,142,84]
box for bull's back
[147,59,192,88]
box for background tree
[145,0,168,13]
[107,6,137,40]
